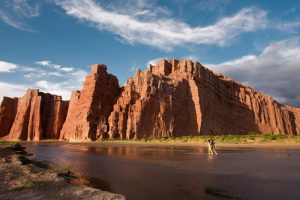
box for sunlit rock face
[59,64,120,142]
[0,97,19,137]
[108,59,300,139]
[1,59,300,141]
[6,89,68,141]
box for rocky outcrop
[108,59,300,139]
[1,59,300,141]
[7,89,68,141]
[59,64,120,142]
[0,97,19,137]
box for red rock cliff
[108,59,300,139]
[0,97,19,137]
[59,64,120,141]
[7,89,69,141]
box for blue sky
[0,0,300,107]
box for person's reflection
[207,154,215,162]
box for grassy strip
[100,133,300,145]
[0,140,18,146]
[3,134,300,145]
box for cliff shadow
[198,77,260,135]
[173,79,200,136]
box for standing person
[211,139,218,155]
[207,139,213,154]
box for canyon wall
[6,89,68,141]
[59,64,120,141]
[108,59,300,139]
[1,59,299,141]
[0,97,19,137]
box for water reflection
[21,142,300,200]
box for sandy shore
[0,143,125,200]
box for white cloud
[276,21,300,33]
[71,70,87,82]
[0,0,40,31]
[54,0,267,50]
[35,80,71,100]
[32,61,88,99]
[36,60,74,72]
[0,82,26,101]
[61,67,74,72]
[105,0,171,18]
[147,58,162,67]
[206,37,300,107]
[36,60,51,66]
[0,59,87,101]
[0,10,28,30]
[0,60,18,72]
[10,0,40,18]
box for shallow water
[22,142,300,200]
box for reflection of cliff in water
[22,143,300,200]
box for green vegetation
[54,167,72,178]
[100,133,300,145]
[13,179,39,191]
[0,140,18,146]
[53,166,77,180]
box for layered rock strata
[108,59,300,139]
[0,97,19,137]
[7,89,68,141]
[59,64,119,141]
[1,59,300,141]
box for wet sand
[22,142,300,200]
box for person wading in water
[207,139,213,154]
[207,138,218,155]
[210,139,218,155]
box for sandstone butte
[0,59,300,141]
[59,64,120,141]
[2,89,68,141]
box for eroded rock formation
[1,59,300,141]
[0,97,19,137]
[7,89,68,141]
[59,64,119,141]
[108,59,300,139]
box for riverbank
[95,134,300,148]
[0,142,125,200]
[2,134,300,148]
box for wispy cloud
[54,0,267,51]
[0,82,27,100]
[0,0,40,31]
[194,0,231,16]
[36,60,74,72]
[276,21,300,33]
[0,60,18,72]
[146,58,163,67]
[0,59,87,101]
[35,80,72,99]
[206,37,300,107]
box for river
[22,142,300,200]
